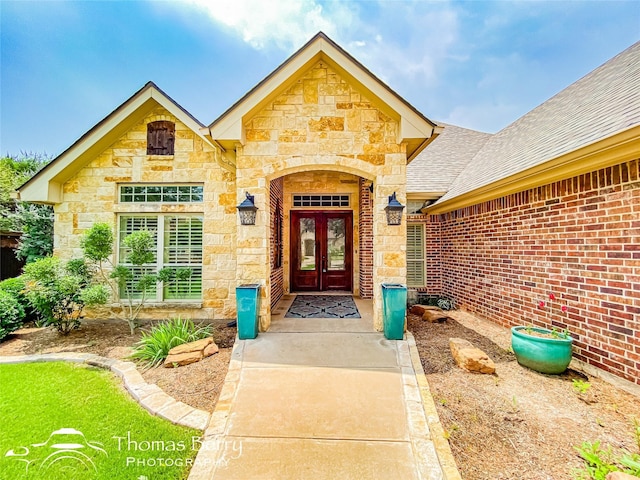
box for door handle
[322,255,327,272]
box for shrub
[0,289,25,340]
[22,257,108,334]
[82,223,194,334]
[0,276,37,323]
[130,317,213,368]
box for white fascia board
[208,36,434,143]
[19,85,216,204]
[19,91,157,203]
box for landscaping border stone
[0,353,210,431]
[406,333,463,480]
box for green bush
[22,257,108,334]
[0,276,38,323]
[130,317,213,368]
[0,289,25,340]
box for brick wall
[270,177,284,309]
[435,159,640,385]
[359,178,373,299]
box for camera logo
[5,428,107,475]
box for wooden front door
[290,211,353,292]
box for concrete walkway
[189,296,458,480]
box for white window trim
[118,184,204,204]
[116,213,203,302]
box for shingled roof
[432,40,640,208]
[407,123,492,194]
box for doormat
[284,295,361,319]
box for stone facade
[56,106,238,320]
[236,60,407,330]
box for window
[407,223,425,287]
[119,185,203,203]
[147,121,175,155]
[118,215,203,301]
[292,194,350,207]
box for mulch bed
[409,310,639,480]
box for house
[18,34,640,386]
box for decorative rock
[449,338,496,374]
[422,310,449,323]
[606,473,640,480]
[410,305,437,315]
[410,305,450,322]
[164,337,217,367]
[164,350,203,367]
[203,343,219,357]
[168,338,213,355]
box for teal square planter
[381,283,407,340]
[236,284,261,340]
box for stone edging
[187,338,246,480]
[406,332,463,480]
[0,353,210,431]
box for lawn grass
[0,362,202,479]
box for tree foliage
[0,154,53,264]
[13,203,54,263]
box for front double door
[290,211,353,292]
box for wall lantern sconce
[237,192,258,225]
[384,192,405,225]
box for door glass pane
[299,218,316,270]
[327,218,346,271]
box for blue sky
[1,0,638,157]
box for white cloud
[174,0,461,93]
[179,0,352,51]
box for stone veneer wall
[236,60,407,330]
[270,177,284,309]
[57,106,238,320]
[359,178,373,299]
[434,159,640,385]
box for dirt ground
[3,313,639,479]
[0,318,236,412]
[409,310,640,480]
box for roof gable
[431,41,640,212]
[205,32,437,160]
[18,82,216,203]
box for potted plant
[511,294,573,374]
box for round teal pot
[511,326,573,374]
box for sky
[1,0,639,157]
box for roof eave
[18,83,215,204]
[426,124,640,215]
[204,32,437,159]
